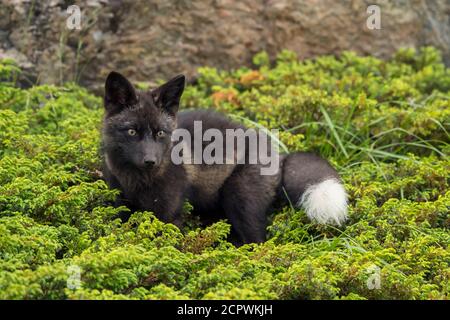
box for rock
[0,0,449,92]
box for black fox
[101,72,348,245]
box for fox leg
[220,165,280,245]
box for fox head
[102,71,185,170]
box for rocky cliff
[1,0,449,91]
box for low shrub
[0,47,448,299]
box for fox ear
[152,74,185,116]
[104,71,138,114]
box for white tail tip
[298,178,348,226]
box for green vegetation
[0,47,449,299]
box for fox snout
[135,152,160,169]
[138,142,161,168]
[143,153,157,167]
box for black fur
[279,152,341,207]
[101,72,342,245]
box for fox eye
[127,129,137,136]
[156,130,165,138]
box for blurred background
[1,0,449,92]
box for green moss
[0,47,448,300]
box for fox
[101,71,348,245]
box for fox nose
[143,158,156,166]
